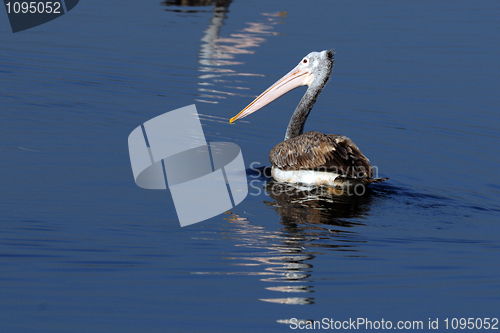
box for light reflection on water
[170,1,286,104]
[194,178,376,307]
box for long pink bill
[230,65,313,123]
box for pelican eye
[302,59,308,64]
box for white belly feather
[271,167,341,187]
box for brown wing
[269,131,374,179]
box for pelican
[230,50,387,188]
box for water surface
[1,0,499,331]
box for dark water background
[1,0,499,331]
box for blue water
[1,0,499,332]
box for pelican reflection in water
[230,50,387,189]
[222,182,377,306]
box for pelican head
[230,50,334,123]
